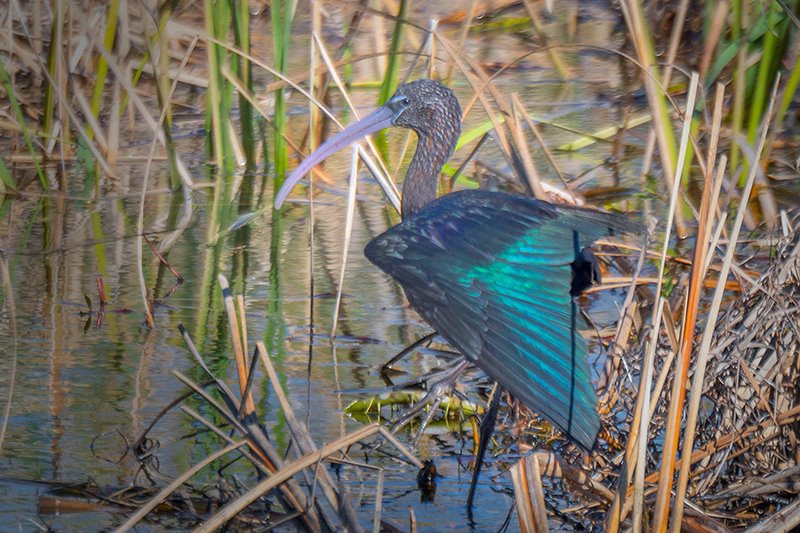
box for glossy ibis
[275,79,635,450]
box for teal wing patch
[365,191,634,449]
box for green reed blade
[0,55,46,188]
[42,0,64,146]
[271,0,295,187]
[376,0,408,155]
[89,0,121,141]
[231,0,258,170]
[0,157,15,194]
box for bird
[275,79,636,451]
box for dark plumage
[276,79,636,450]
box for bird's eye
[401,97,411,106]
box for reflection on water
[0,1,651,530]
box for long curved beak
[274,105,396,209]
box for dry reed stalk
[668,82,728,532]
[653,76,779,532]
[376,426,424,469]
[642,71,698,531]
[72,86,109,152]
[257,340,364,531]
[618,0,687,237]
[170,364,320,529]
[653,77,777,531]
[699,1,729,80]
[619,72,698,533]
[372,469,385,533]
[509,99,543,197]
[217,275,255,415]
[331,148,361,336]
[511,455,549,532]
[178,405,274,476]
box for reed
[0,55,46,188]
[88,0,120,141]
[0,158,15,195]
[271,0,295,186]
[203,0,235,178]
[42,0,67,156]
[231,1,258,170]
[375,0,408,155]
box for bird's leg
[466,384,502,511]
[388,357,469,438]
[384,350,464,391]
[410,397,444,449]
[380,331,438,377]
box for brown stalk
[614,404,800,523]
[668,82,728,532]
[625,73,699,533]
[257,341,364,532]
[655,77,779,532]
[143,234,183,282]
[653,76,780,531]
[699,1,729,80]
[218,275,255,416]
[372,469,385,533]
[511,455,549,532]
[170,369,320,530]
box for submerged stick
[194,424,381,532]
[113,441,247,532]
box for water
[0,1,647,530]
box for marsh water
[0,2,663,530]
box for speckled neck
[401,123,460,218]
[401,135,448,218]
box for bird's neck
[401,133,455,218]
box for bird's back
[364,190,635,449]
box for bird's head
[274,79,462,210]
[386,79,462,139]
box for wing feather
[365,190,636,449]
